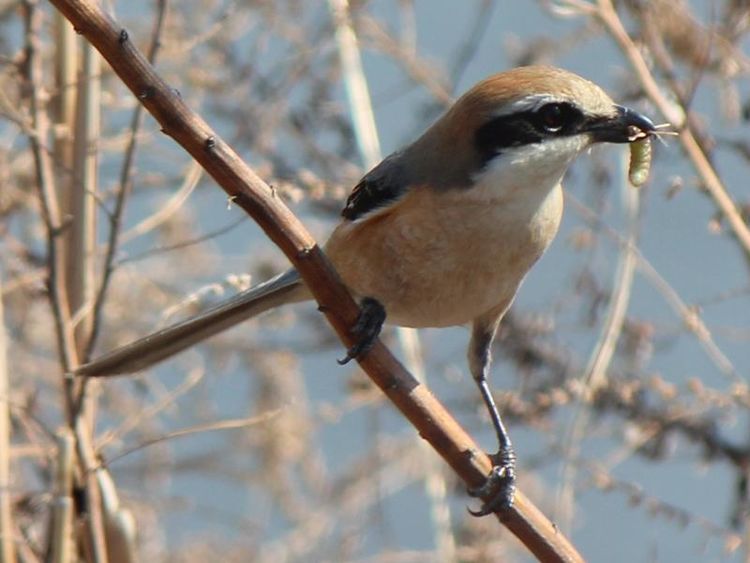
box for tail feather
[77,269,308,376]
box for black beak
[586,105,657,143]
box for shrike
[79,65,656,513]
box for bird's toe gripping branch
[337,297,386,365]
[467,446,517,517]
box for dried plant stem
[360,15,452,106]
[120,160,202,244]
[67,32,111,563]
[49,13,77,424]
[595,0,750,261]
[73,417,108,563]
[22,0,78,385]
[0,278,15,563]
[582,182,639,395]
[100,367,204,450]
[557,157,640,533]
[328,0,380,169]
[52,10,77,214]
[49,1,583,560]
[23,3,109,561]
[86,0,169,362]
[96,469,135,563]
[568,194,741,381]
[66,39,99,360]
[67,42,101,494]
[106,410,282,465]
[51,429,74,563]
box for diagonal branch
[49,1,584,560]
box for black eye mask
[474,101,585,165]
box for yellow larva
[628,136,652,187]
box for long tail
[77,269,309,376]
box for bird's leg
[466,312,516,516]
[337,297,386,365]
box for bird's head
[409,65,656,193]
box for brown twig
[49,1,584,560]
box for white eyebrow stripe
[492,94,565,117]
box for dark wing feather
[341,153,409,221]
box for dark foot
[337,297,386,365]
[467,447,517,516]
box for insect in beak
[627,123,676,188]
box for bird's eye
[537,103,567,133]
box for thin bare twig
[86,0,169,362]
[120,159,202,244]
[98,367,204,449]
[448,0,497,88]
[115,213,246,267]
[105,409,282,466]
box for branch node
[137,85,155,100]
[297,246,314,259]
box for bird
[77,65,656,514]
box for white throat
[471,135,588,205]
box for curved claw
[467,451,517,517]
[337,297,386,364]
